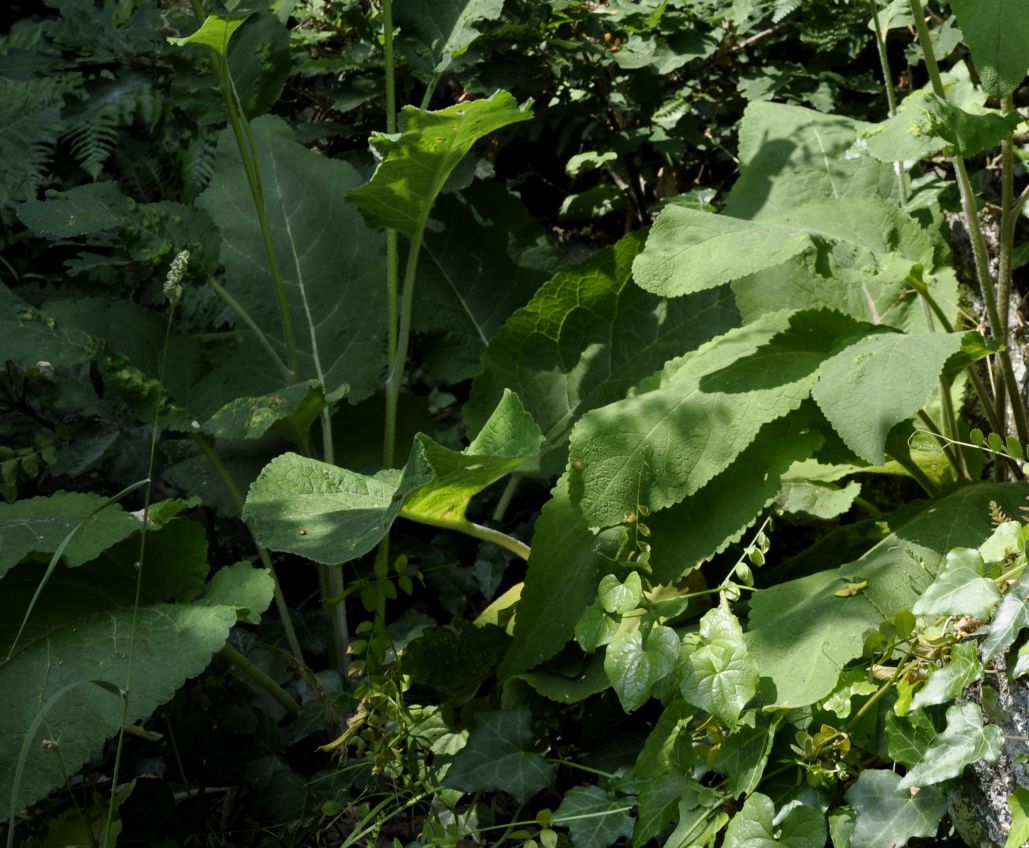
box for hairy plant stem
[492,476,521,522]
[399,509,531,560]
[908,0,1029,447]
[206,277,291,381]
[998,95,1017,428]
[191,434,304,663]
[868,0,907,203]
[220,643,300,716]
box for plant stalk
[868,0,908,203]
[399,509,531,560]
[220,643,300,716]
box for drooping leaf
[722,792,825,848]
[634,774,691,848]
[396,0,504,81]
[552,785,634,848]
[747,482,1026,708]
[910,641,982,710]
[0,492,141,580]
[199,115,387,402]
[227,11,291,118]
[950,0,1029,97]
[982,568,1029,662]
[912,547,1001,620]
[844,770,947,848]
[168,13,247,57]
[499,475,627,678]
[17,181,133,237]
[633,700,696,779]
[0,556,271,816]
[244,390,539,564]
[243,454,432,565]
[346,91,532,237]
[680,607,758,728]
[443,707,555,803]
[467,232,739,472]
[568,311,817,527]
[515,655,610,704]
[858,89,1021,162]
[812,329,967,463]
[898,702,1004,789]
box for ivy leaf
[17,181,133,238]
[0,556,269,815]
[499,475,627,678]
[898,702,1004,789]
[634,774,690,848]
[910,641,982,710]
[568,311,816,527]
[811,331,966,464]
[950,0,1029,98]
[712,711,777,797]
[859,90,1020,162]
[886,710,940,768]
[396,0,503,81]
[552,785,633,848]
[722,792,825,848]
[1007,788,1029,848]
[680,608,758,728]
[467,232,739,472]
[0,492,141,580]
[199,115,386,402]
[347,91,532,237]
[604,624,679,713]
[845,770,947,848]
[982,569,1029,662]
[443,707,555,803]
[912,548,1001,619]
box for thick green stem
[207,277,291,381]
[908,0,1029,446]
[889,449,939,496]
[399,509,531,560]
[998,95,1017,430]
[191,434,304,663]
[221,643,300,716]
[492,476,521,523]
[210,58,299,382]
[868,0,907,203]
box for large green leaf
[859,89,1020,162]
[244,390,541,564]
[0,549,272,817]
[898,702,1004,789]
[811,330,966,464]
[634,198,931,299]
[0,284,93,368]
[443,707,555,803]
[552,785,634,848]
[911,547,1001,619]
[498,475,627,678]
[722,793,825,848]
[17,181,133,237]
[199,115,387,402]
[724,102,897,220]
[568,311,818,527]
[0,492,141,580]
[167,13,246,56]
[396,0,504,81]
[950,0,1029,97]
[467,232,738,472]
[414,182,563,382]
[982,568,1029,662]
[746,482,1026,708]
[679,608,758,729]
[346,91,532,237]
[845,770,947,848]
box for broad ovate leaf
[604,625,679,713]
[811,331,966,464]
[899,703,1004,789]
[347,91,532,237]
[845,770,947,848]
[0,284,93,368]
[0,492,141,580]
[167,13,246,57]
[680,608,758,728]
[467,231,739,472]
[950,0,1029,97]
[443,707,554,803]
[552,785,634,848]
[396,0,504,80]
[909,641,982,710]
[199,115,387,402]
[18,181,133,238]
[982,568,1029,662]
[0,554,271,816]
